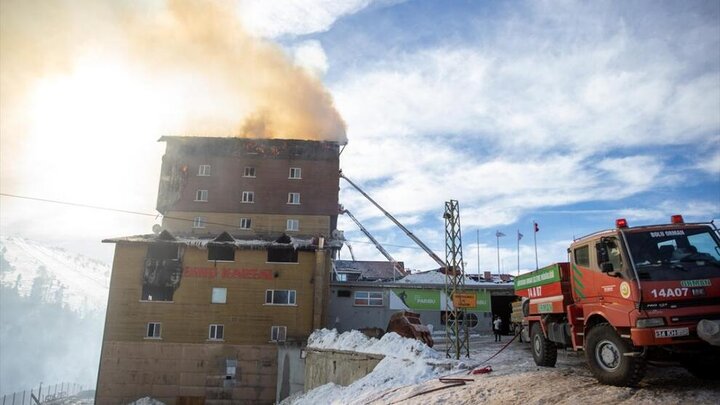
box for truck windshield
[625,227,720,281]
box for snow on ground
[291,331,720,405]
[286,330,459,405]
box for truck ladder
[340,207,404,280]
[340,171,446,269]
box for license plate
[655,328,689,338]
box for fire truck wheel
[586,323,646,386]
[531,323,557,367]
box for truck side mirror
[596,242,610,264]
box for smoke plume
[0,0,347,143]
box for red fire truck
[515,215,720,386]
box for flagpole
[496,232,500,277]
[517,230,520,276]
[476,229,480,277]
[533,221,539,270]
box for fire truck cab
[516,216,720,386]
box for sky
[0,0,718,274]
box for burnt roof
[333,260,405,281]
[158,136,342,161]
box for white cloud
[292,40,329,77]
[694,149,720,175]
[237,0,376,38]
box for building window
[244,167,256,177]
[195,189,208,202]
[242,191,255,203]
[212,288,227,304]
[267,248,298,263]
[192,217,206,229]
[146,322,161,339]
[265,290,297,305]
[289,167,301,179]
[198,165,211,176]
[574,245,590,267]
[142,243,181,301]
[239,218,252,229]
[354,291,383,307]
[287,193,300,205]
[209,324,224,341]
[270,326,287,342]
[286,219,299,231]
[208,245,235,261]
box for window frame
[146,322,162,339]
[353,291,384,307]
[195,189,208,202]
[265,289,297,306]
[198,165,211,176]
[287,192,301,205]
[239,217,252,230]
[270,325,287,342]
[289,167,302,179]
[286,219,299,232]
[243,167,256,178]
[192,217,206,229]
[208,324,224,341]
[242,191,255,203]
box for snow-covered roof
[394,270,503,286]
[334,260,405,281]
[103,233,343,250]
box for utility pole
[444,200,469,359]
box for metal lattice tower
[444,200,469,359]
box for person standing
[493,316,502,342]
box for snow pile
[308,329,442,360]
[289,330,452,404]
[127,397,166,405]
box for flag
[534,222,539,233]
[518,231,524,241]
[496,231,506,238]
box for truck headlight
[636,318,665,328]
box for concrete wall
[96,341,277,404]
[275,344,305,403]
[304,350,384,392]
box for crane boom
[341,208,396,262]
[340,171,446,268]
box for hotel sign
[183,267,273,280]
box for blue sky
[274,0,720,272]
[0,0,718,273]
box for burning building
[96,137,342,404]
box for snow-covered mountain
[0,235,110,314]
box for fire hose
[384,332,521,403]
